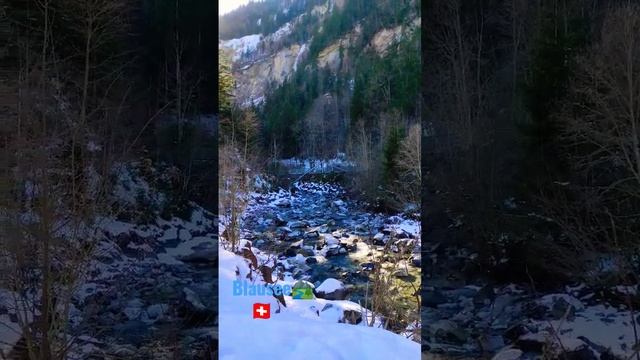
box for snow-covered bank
[218,248,420,359]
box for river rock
[274,215,287,226]
[179,287,214,325]
[305,230,319,238]
[289,239,304,249]
[288,220,308,228]
[561,346,598,360]
[340,309,362,325]
[323,234,339,245]
[298,247,315,257]
[123,298,145,320]
[146,303,169,320]
[432,320,468,345]
[373,233,386,245]
[316,278,349,300]
[411,254,421,267]
[491,347,523,360]
[393,267,409,278]
[284,247,297,257]
[479,335,505,353]
[325,244,341,257]
[273,198,291,207]
[473,284,496,306]
[361,262,375,271]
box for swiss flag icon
[253,303,270,319]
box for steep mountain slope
[220,0,420,159]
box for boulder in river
[179,287,214,325]
[432,320,468,345]
[289,239,304,249]
[325,244,341,257]
[315,278,349,300]
[322,234,340,246]
[288,220,308,228]
[298,247,315,257]
[373,233,386,245]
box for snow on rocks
[316,278,348,300]
[425,280,637,359]
[491,347,523,360]
[220,34,263,61]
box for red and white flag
[253,303,270,319]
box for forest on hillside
[220,0,421,212]
[424,0,640,358]
[0,0,217,357]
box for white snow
[218,248,419,359]
[322,233,339,246]
[317,278,344,293]
[271,22,292,41]
[385,216,421,239]
[221,34,263,61]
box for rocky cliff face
[220,0,419,108]
[369,17,420,55]
[230,43,307,107]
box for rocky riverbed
[0,165,217,359]
[57,207,218,359]
[236,180,421,335]
[423,241,638,360]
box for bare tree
[543,3,640,284]
[1,0,129,358]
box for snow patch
[221,34,263,62]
